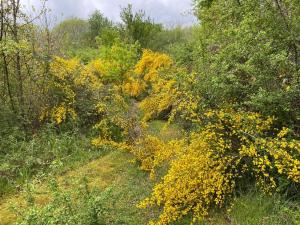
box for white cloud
[21,0,197,26]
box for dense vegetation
[0,0,299,224]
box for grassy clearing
[0,150,157,225]
[147,120,184,141]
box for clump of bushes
[134,110,300,224]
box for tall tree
[120,4,162,49]
[52,18,89,53]
[88,10,113,46]
[0,0,49,131]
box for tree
[192,0,300,127]
[120,4,162,49]
[52,18,89,53]
[88,10,113,46]
[0,0,50,132]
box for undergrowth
[0,127,103,197]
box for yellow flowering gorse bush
[130,135,185,179]
[138,110,300,224]
[40,57,81,125]
[134,49,173,82]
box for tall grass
[0,127,104,197]
[229,190,300,225]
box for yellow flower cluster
[139,129,237,224]
[90,49,178,145]
[51,104,77,125]
[130,135,185,179]
[51,57,81,81]
[135,49,173,82]
[91,137,131,151]
[76,59,104,90]
[122,49,174,98]
[38,57,81,125]
[130,50,201,123]
[139,79,177,122]
[138,110,300,224]
[123,76,146,97]
[50,57,80,105]
[41,42,138,126]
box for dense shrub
[136,110,300,224]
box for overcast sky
[21,0,197,27]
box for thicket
[0,0,299,224]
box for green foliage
[70,47,102,64]
[88,10,113,46]
[96,27,120,47]
[149,26,194,53]
[52,18,89,53]
[192,0,300,126]
[98,39,140,82]
[0,127,101,197]
[120,4,162,48]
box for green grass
[168,191,300,225]
[2,153,300,225]
[0,150,157,225]
[91,151,158,224]
[147,120,184,141]
[228,191,300,225]
[0,128,104,197]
